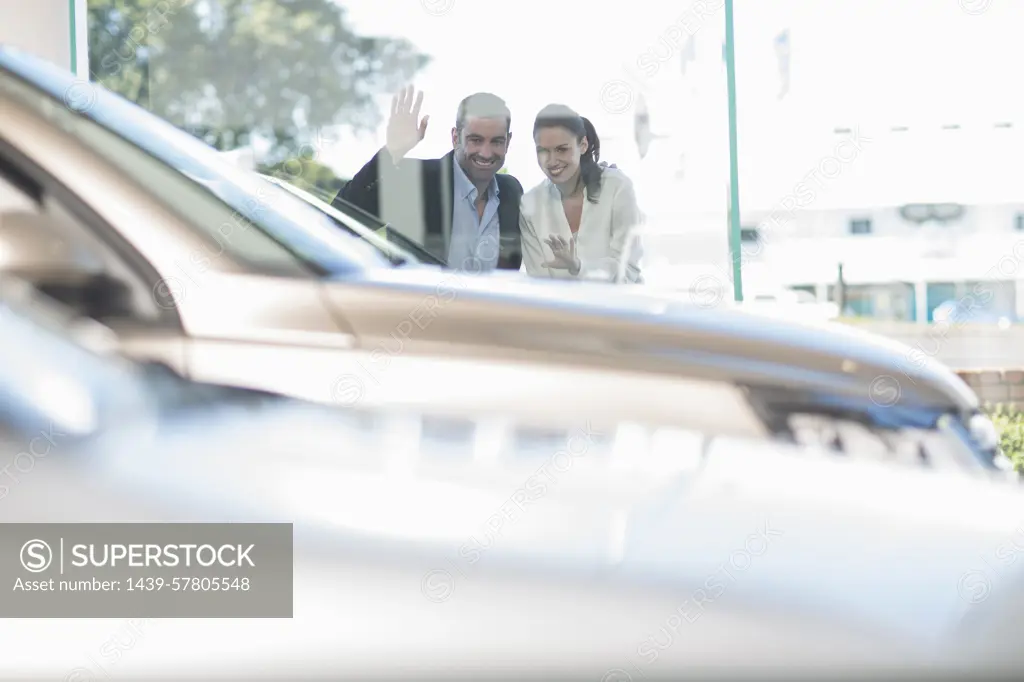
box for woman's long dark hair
[533,104,603,203]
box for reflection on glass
[86,0,731,286]
[85,0,1024,354]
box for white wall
[0,0,87,77]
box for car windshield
[0,48,392,278]
[264,175,448,268]
[262,176,409,264]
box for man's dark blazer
[334,149,523,270]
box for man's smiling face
[452,116,509,186]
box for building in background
[739,121,1024,323]
[632,1,1024,323]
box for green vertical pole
[724,0,743,302]
[68,0,78,75]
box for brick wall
[956,369,1024,407]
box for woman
[518,104,643,283]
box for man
[336,86,523,272]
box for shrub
[986,403,1024,472]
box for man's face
[452,116,509,186]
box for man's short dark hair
[455,92,511,135]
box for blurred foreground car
[2,387,1024,679]
[0,46,1004,472]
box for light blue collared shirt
[448,161,501,272]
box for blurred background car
[933,298,1017,329]
[741,287,842,323]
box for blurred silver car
[2,379,1024,680]
[0,46,1004,471]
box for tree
[87,0,429,167]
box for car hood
[36,402,1024,674]
[334,267,978,413]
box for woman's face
[534,125,588,184]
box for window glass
[83,0,731,285]
[82,0,1024,337]
[0,60,390,277]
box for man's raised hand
[385,85,429,162]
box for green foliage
[87,0,429,163]
[986,403,1024,471]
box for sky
[304,0,1024,223]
